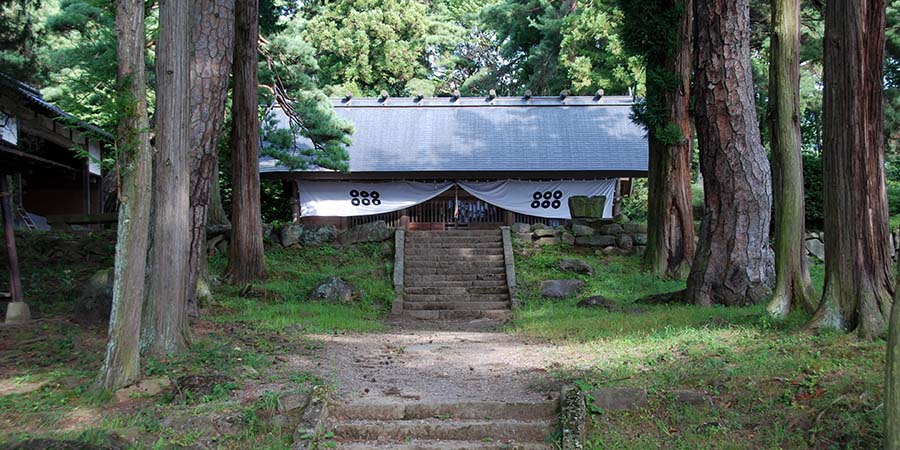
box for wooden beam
[1,174,24,303]
[0,142,80,173]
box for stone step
[404,286,508,295]
[407,230,501,237]
[405,267,507,276]
[405,255,505,263]
[402,309,513,320]
[405,243,504,250]
[330,418,555,442]
[402,301,511,311]
[335,440,554,450]
[404,293,510,303]
[404,280,508,288]
[405,274,507,283]
[329,401,559,421]
[405,261,506,269]
[406,235,502,242]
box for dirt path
[300,318,570,406]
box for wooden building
[0,73,112,229]
[260,94,648,230]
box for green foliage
[0,0,44,83]
[620,177,648,222]
[802,151,824,226]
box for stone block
[805,238,825,261]
[599,223,624,235]
[535,236,561,246]
[568,195,606,219]
[533,228,560,238]
[575,235,617,247]
[617,234,634,251]
[623,222,648,234]
[561,232,575,245]
[571,223,595,237]
[511,222,532,234]
[559,258,594,275]
[590,387,649,411]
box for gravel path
[302,318,567,405]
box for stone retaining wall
[512,219,648,255]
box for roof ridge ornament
[451,89,461,101]
[594,89,604,101]
[488,89,497,101]
[560,90,569,100]
[379,90,389,102]
[523,90,533,100]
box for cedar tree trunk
[142,0,192,355]
[687,0,775,307]
[808,0,891,339]
[643,0,696,279]
[99,0,152,389]
[766,0,817,318]
[186,0,235,317]
[225,0,266,283]
[888,294,900,449]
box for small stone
[667,389,714,408]
[559,258,594,275]
[4,301,31,324]
[278,392,311,414]
[535,236,561,246]
[515,232,533,242]
[590,387,649,411]
[576,295,616,310]
[540,279,585,299]
[309,276,356,303]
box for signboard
[0,111,17,146]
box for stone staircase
[325,401,560,449]
[401,230,512,320]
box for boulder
[511,222,532,234]
[617,234,634,251]
[633,233,648,245]
[515,232,533,243]
[540,279,585,299]
[805,238,825,261]
[532,223,547,230]
[623,222,648,234]
[561,232,575,245]
[262,223,275,242]
[559,258,594,275]
[667,389,714,408]
[309,276,356,303]
[280,224,338,247]
[533,228,560,238]
[206,223,231,238]
[568,195,606,219]
[575,235,617,247]
[571,223,595,237]
[338,220,394,245]
[74,268,114,324]
[599,223,624,235]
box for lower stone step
[334,440,555,450]
[403,310,513,320]
[404,294,510,303]
[405,274,507,283]
[404,280,508,288]
[402,301,510,311]
[405,286,508,295]
[328,401,559,421]
[405,267,506,276]
[330,418,556,442]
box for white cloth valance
[298,179,617,219]
[457,180,617,219]
[299,181,454,217]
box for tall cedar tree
[100,0,152,389]
[807,0,892,338]
[766,0,817,318]
[225,0,266,283]
[687,0,775,306]
[187,0,235,316]
[618,0,695,279]
[142,0,191,355]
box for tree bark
[207,158,230,227]
[807,0,891,339]
[225,0,266,283]
[100,0,152,389]
[186,0,235,317]
[687,0,774,307]
[142,0,192,355]
[766,0,817,318]
[642,0,695,280]
[888,293,900,449]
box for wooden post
[82,160,91,215]
[291,180,300,223]
[400,208,410,229]
[2,173,29,323]
[505,210,515,226]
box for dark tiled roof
[0,72,113,141]
[260,95,648,175]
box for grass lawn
[512,242,882,449]
[0,235,395,449]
